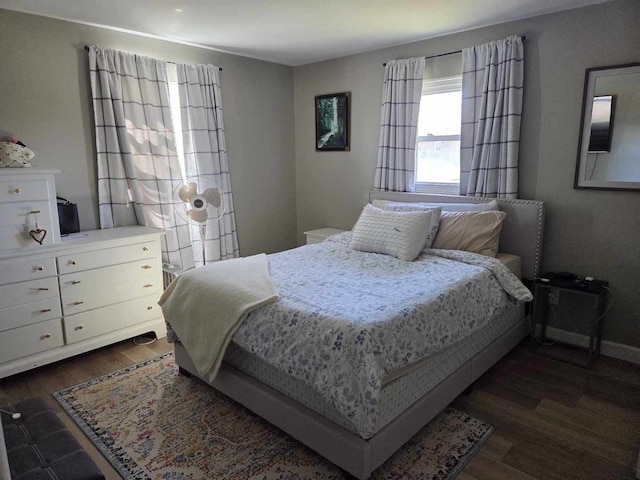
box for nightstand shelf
[304,228,347,245]
[530,278,609,369]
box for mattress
[496,252,522,279]
[224,302,523,437]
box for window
[415,76,462,194]
[167,63,187,181]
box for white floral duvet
[229,232,532,438]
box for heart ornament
[30,228,47,245]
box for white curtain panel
[374,57,426,192]
[460,35,524,198]
[175,63,239,265]
[88,46,194,271]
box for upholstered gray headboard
[365,191,545,281]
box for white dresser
[0,169,61,250]
[0,226,166,379]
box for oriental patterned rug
[54,353,492,479]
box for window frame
[414,75,462,195]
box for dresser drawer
[0,179,51,203]
[0,299,62,332]
[0,277,59,310]
[0,318,64,364]
[63,295,162,344]
[0,200,53,226]
[61,279,162,316]
[57,241,159,274]
[59,259,161,293]
[0,257,56,286]
[0,222,56,250]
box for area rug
[54,353,492,479]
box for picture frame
[315,92,350,151]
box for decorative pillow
[372,199,499,212]
[0,141,35,168]
[383,204,442,249]
[349,204,435,261]
[431,210,507,257]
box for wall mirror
[574,63,640,190]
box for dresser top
[0,168,60,176]
[0,226,164,261]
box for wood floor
[1,338,638,479]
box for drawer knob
[42,333,51,339]
[36,265,44,271]
[143,284,154,288]
[30,210,41,214]
[38,287,49,291]
[143,247,149,252]
[41,308,52,313]
[76,325,84,330]
[147,306,153,310]
[70,260,77,265]
[71,280,82,285]
[14,188,21,194]
[73,301,84,305]
[142,265,152,269]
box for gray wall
[0,9,297,256]
[293,0,640,348]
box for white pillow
[372,199,499,212]
[382,204,442,249]
[350,205,435,261]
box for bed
[171,191,545,479]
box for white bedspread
[159,253,278,383]
[229,232,532,438]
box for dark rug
[54,353,492,479]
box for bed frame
[175,192,545,479]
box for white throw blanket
[158,253,278,383]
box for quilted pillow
[431,210,507,257]
[350,205,435,261]
[381,204,442,249]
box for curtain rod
[382,35,526,67]
[83,45,222,71]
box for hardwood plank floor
[1,339,638,479]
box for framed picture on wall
[315,92,350,151]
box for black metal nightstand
[530,275,610,369]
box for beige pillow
[431,210,507,257]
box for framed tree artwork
[315,92,350,151]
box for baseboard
[543,326,640,365]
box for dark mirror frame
[574,63,640,191]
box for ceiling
[0,0,611,66]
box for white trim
[543,326,640,365]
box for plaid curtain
[88,46,194,270]
[460,35,524,198]
[175,63,239,264]
[374,57,426,192]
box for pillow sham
[349,204,435,261]
[372,199,499,212]
[431,210,507,257]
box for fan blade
[187,208,208,223]
[202,187,222,208]
[178,182,198,202]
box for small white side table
[304,228,347,245]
